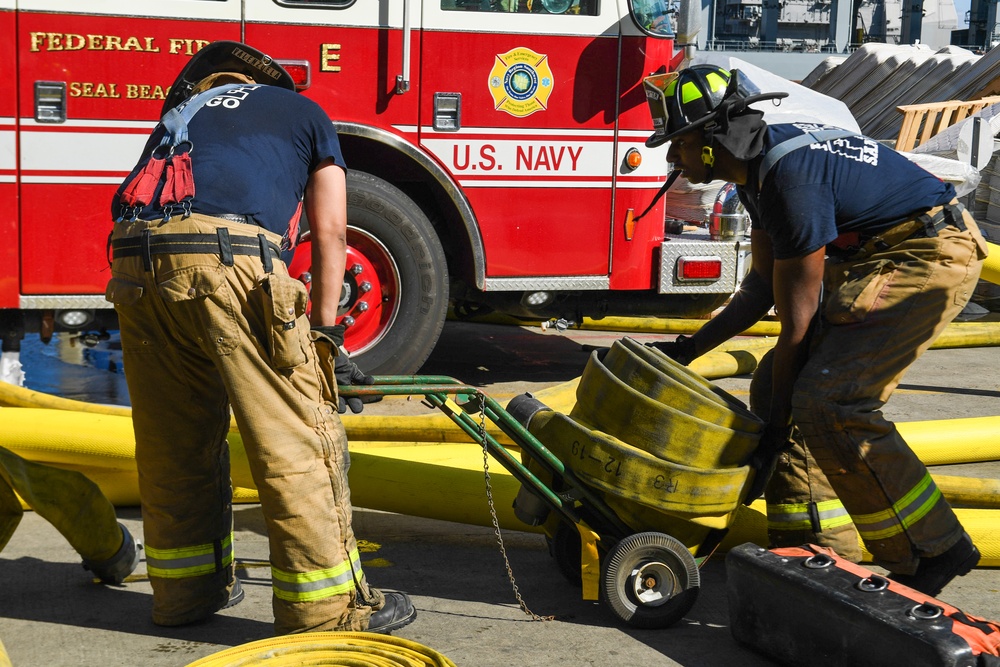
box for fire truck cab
[2,0,749,375]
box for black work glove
[646,334,697,366]
[312,325,377,414]
[743,422,793,504]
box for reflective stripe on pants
[852,472,943,542]
[145,534,235,579]
[766,498,853,533]
[272,548,365,603]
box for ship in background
[682,0,994,79]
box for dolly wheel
[550,521,582,586]
[600,532,700,629]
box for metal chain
[476,392,554,622]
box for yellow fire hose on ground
[185,632,457,667]
[983,240,1000,285]
[457,240,1000,334]
[0,316,996,573]
[0,319,992,443]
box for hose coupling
[506,393,551,430]
[82,523,143,585]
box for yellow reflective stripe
[664,78,678,97]
[272,548,364,603]
[681,80,702,104]
[854,474,942,541]
[704,70,729,93]
[766,499,854,531]
[146,534,234,580]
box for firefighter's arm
[738,243,824,502]
[305,160,377,413]
[768,245,826,429]
[660,229,776,363]
[305,159,348,327]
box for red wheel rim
[288,228,401,354]
[339,228,401,353]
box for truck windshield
[629,0,673,36]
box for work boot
[889,533,980,597]
[366,592,417,634]
[224,577,246,610]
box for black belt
[112,229,279,272]
[133,213,253,226]
[212,213,252,225]
[829,200,967,260]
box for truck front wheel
[290,171,449,375]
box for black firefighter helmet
[161,40,296,116]
[642,65,787,149]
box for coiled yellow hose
[185,632,456,667]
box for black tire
[342,171,448,375]
[550,521,583,587]
[600,532,700,629]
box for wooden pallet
[895,95,1000,152]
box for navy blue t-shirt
[737,123,956,260]
[113,84,345,251]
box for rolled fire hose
[529,408,752,518]
[570,342,763,468]
[517,339,761,554]
[185,632,457,667]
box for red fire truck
[3,0,749,375]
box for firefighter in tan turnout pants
[643,65,988,596]
[106,41,415,634]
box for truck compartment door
[418,0,621,281]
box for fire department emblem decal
[489,47,554,117]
